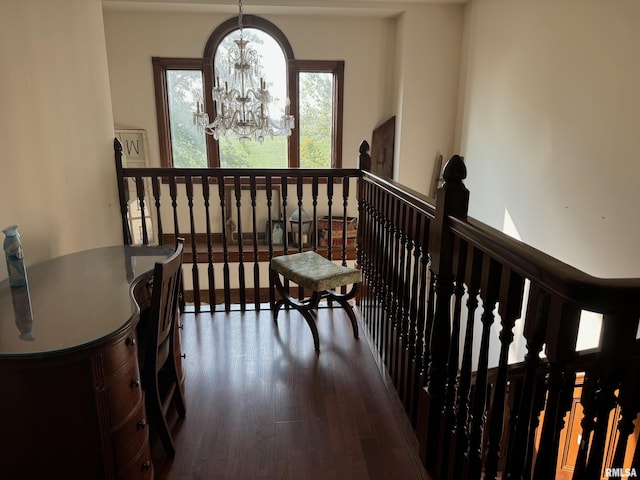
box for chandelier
[193,0,294,143]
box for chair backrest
[147,238,184,373]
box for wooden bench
[270,251,361,351]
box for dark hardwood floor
[152,306,428,479]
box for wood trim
[151,57,205,168]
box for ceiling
[102,0,468,18]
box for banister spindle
[584,313,640,479]
[185,175,200,311]
[152,176,163,245]
[169,176,180,242]
[312,177,319,252]
[436,236,467,480]
[532,297,581,480]
[202,176,216,308]
[465,256,501,480]
[250,176,260,309]
[450,244,483,480]
[484,267,525,480]
[505,285,549,480]
[609,361,640,474]
[218,176,231,311]
[407,211,424,424]
[266,175,275,308]
[135,176,149,245]
[234,176,246,311]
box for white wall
[394,5,464,193]
[457,0,640,278]
[0,0,121,282]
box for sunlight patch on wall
[576,310,602,351]
[502,208,522,241]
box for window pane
[299,72,333,168]
[167,70,207,168]
[215,28,288,167]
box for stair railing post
[114,137,132,245]
[417,155,469,472]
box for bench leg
[270,268,322,351]
[323,283,359,339]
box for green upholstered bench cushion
[271,251,362,292]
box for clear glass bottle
[3,224,27,287]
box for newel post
[358,140,371,172]
[417,155,469,470]
[114,137,132,245]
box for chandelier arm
[193,0,294,142]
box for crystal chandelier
[193,0,294,143]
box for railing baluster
[218,176,231,311]
[152,176,163,245]
[484,268,525,480]
[571,369,597,480]
[532,298,581,480]
[281,176,288,256]
[437,236,466,480]
[135,176,149,245]
[388,195,400,380]
[465,256,501,480]
[295,176,304,299]
[584,313,639,479]
[250,175,260,309]
[610,361,640,474]
[341,177,349,267]
[234,176,246,311]
[312,176,319,252]
[505,285,549,480]
[450,244,482,480]
[326,176,334,262]
[407,211,423,425]
[202,175,216,309]
[185,175,200,311]
[169,176,180,243]
[395,200,409,394]
[266,175,275,308]
[399,206,415,409]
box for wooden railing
[357,149,640,480]
[115,138,640,479]
[114,138,359,312]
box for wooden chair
[141,238,186,458]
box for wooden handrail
[450,216,640,315]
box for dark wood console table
[0,245,174,479]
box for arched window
[153,15,344,169]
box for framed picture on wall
[115,129,149,167]
[370,116,395,179]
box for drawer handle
[137,419,147,429]
[125,336,136,346]
[130,378,140,388]
[141,460,152,471]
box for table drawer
[113,401,150,472]
[105,361,144,427]
[101,331,140,377]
